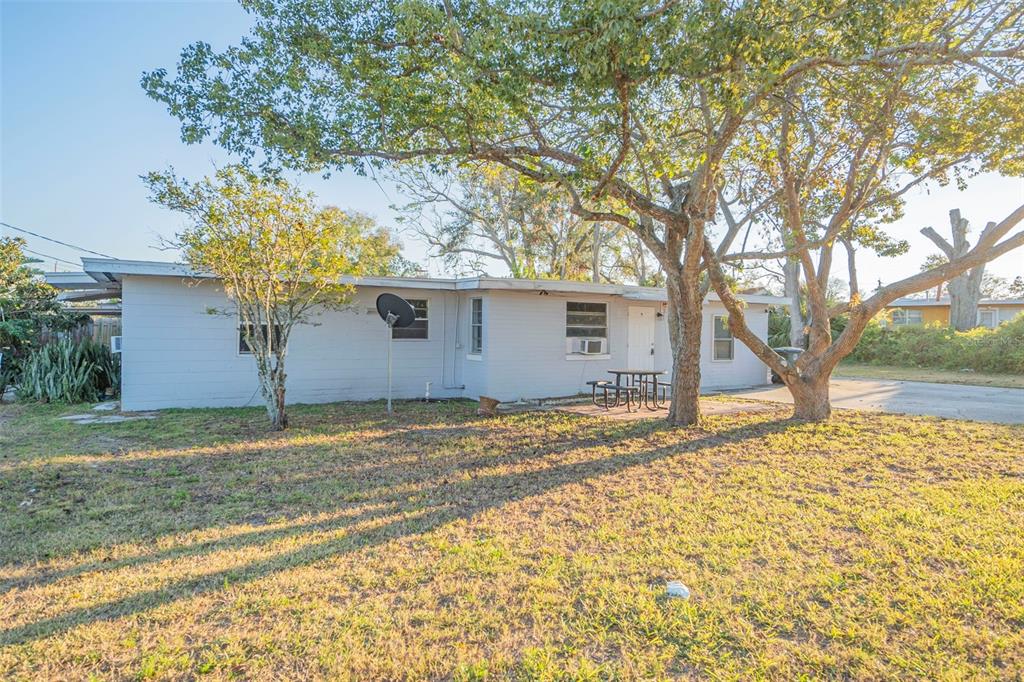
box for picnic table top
[607,369,667,375]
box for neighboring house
[884,297,1024,329]
[50,258,784,411]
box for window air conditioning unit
[110,336,123,354]
[572,338,606,354]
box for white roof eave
[75,258,789,304]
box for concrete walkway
[728,378,1024,424]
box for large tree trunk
[947,266,984,330]
[783,258,806,347]
[665,276,703,426]
[921,209,987,331]
[788,372,831,421]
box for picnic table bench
[588,369,668,412]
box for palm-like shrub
[15,339,120,403]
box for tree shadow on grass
[2,407,795,645]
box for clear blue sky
[2,1,1022,286]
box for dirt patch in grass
[1,399,1022,679]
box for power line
[0,221,118,259]
[22,247,81,268]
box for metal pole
[386,319,393,417]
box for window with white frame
[392,299,428,339]
[978,309,997,328]
[712,315,734,361]
[239,323,283,354]
[470,298,483,353]
[891,309,923,326]
[566,302,607,338]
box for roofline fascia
[77,258,788,305]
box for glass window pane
[239,324,282,353]
[393,319,428,339]
[567,302,606,313]
[566,326,607,338]
[393,299,428,339]
[714,339,733,360]
[566,312,607,325]
[713,316,732,340]
[566,302,607,339]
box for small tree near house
[145,166,405,430]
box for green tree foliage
[849,314,1024,374]
[145,0,1024,424]
[0,237,84,393]
[700,5,1024,418]
[144,166,408,429]
[397,163,658,282]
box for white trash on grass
[666,581,691,599]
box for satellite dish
[376,293,416,417]
[376,293,416,328]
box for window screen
[239,323,283,354]
[566,302,607,338]
[392,299,428,339]
[712,315,734,361]
[470,298,483,353]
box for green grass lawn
[2,400,1023,680]
[836,362,1024,389]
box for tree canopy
[146,0,1024,424]
[145,165,409,428]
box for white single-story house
[53,258,784,411]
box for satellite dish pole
[375,293,416,418]
[385,310,397,416]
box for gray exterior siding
[120,275,771,410]
[121,276,462,410]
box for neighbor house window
[239,323,283,354]
[470,298,483,353]
[392,299,428,339]
[712,315,734,361]
[978,309,997,328]
[566,302,607,338]
[891,309,923,326]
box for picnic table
[607,369,667,410]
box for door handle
[650,348,655,355]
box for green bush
[15,338,121,403]
[768,306,850,349]
[848,313,1024,374]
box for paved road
[729,378,1024,424]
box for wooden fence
[40,316,121,347]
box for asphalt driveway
[729,378,1024,424]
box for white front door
[627,306,656,370]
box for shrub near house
[849,314,1024,374]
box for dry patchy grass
[837,362,1024,389]
[1,399,1023,680]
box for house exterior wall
[992,305,1024,324]
[120,275,772,410]
[889,305,949,326]
[464,291,770,402]
[885,304,1024,328]
[121,275,462,410]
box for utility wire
[22,247,81,268]
[0,220,118,259]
